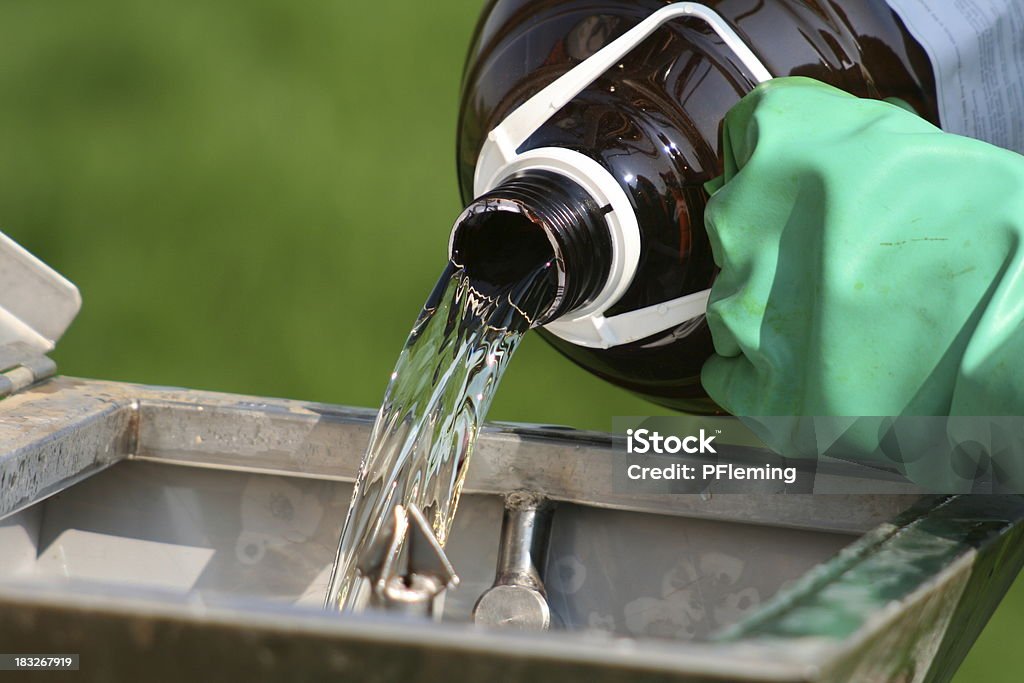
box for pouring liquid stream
[325,238,558,611]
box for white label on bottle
[884,0,1024,154]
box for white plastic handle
[478,2,771,175]
[473,2,772,349]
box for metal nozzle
[356,504,459,619]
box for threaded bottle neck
[449,170,612,325]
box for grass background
[0,1,1018,678]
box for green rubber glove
[701,76,1024,419]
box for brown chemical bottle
[447,0,941,413]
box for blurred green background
[0,1,1018,679]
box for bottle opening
[451,198,560,305]
[449,170,612,326]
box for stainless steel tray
[1,377,1021,682]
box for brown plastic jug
[449,0,941,412]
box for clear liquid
[325,259,555,610]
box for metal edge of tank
[0,376,923,533]
[0,378,136,520]
[125,381,925,534]
[0,577,817,683]
[715,494,1024,683]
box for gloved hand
[701,76,1024,419]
